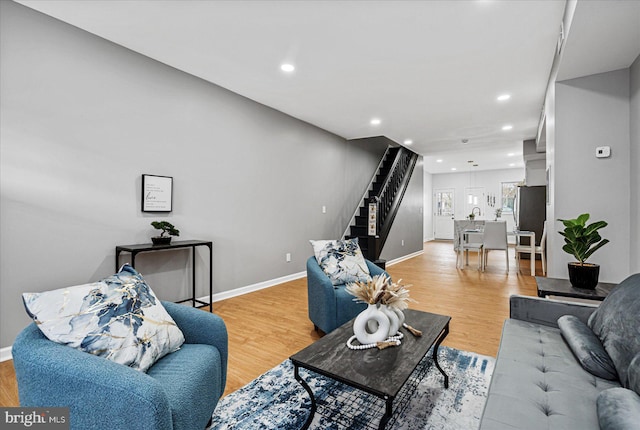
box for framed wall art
[142,174,173,212]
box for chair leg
[541,252,546,275]
[505,249,509,273]
[482,250,486,271]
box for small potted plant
[151,221,179,245]
[557,213,609,289]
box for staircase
[345,146,418,262]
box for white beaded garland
[346,331,404,350]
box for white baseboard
[198,270,307,304]
[1,346,12,362]
[385,250,424,267]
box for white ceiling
[15,0,640,174]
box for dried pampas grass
[380,279,415,310]
[345,274,388,305]
[346,275,414,309]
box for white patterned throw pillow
[22,264,185,372]
[310,238,371,286]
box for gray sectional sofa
[479,273,640,429]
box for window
[436,191,454,216]
[501,182,518,213]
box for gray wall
[631,55,640,274]
[547,67,635,282]
[0,2,423,349]
[380,158,424,261]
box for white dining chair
[456,227,484,270]
[516,221,547,275]
[482,221,508,273]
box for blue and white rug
[209,346,494,430]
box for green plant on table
[151,221,180,238]
[557,213,609,265]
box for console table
[535,276,615,301]
[115,240,213,312]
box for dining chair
[456,227,484,270]
[482,221,508,273]
[516,220,547,275]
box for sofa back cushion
[629,353,640,395]
[588,273,640,390]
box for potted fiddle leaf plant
[557,213,609,289]
[151,221,179,245]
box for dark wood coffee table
[290,309,451,429]
[535,276,616,301]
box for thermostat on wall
[596,146,611,158]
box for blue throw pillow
[597,388,640,430]
[22,264,185,372]
[558,314,617,380]
[310,238,371,286]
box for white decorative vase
[380,305,401,337]
[353,304,390,344]
[392,308,405,327]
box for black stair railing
[346,146,418,262]
[366,147,418,260]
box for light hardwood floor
[0,240,539,405]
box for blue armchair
[306,256,389,333]
[12,301,228,430]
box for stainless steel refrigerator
[514,185,546,252]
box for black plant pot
[152,236,172,245]
[568,262,600,289]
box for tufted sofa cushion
[588,273,640,391]
[480,319,620,429]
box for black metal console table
[115,240,213,312]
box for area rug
[209,346,494,430]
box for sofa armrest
[12,324,173,430]
[162,301,228,397]
[366,260,389,279]
[509,294,598,328]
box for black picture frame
[142,174,173,212]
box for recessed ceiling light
[436,159,443,163]
[451,167,457,171]
[507,152,515,157]
[497,94,511,101]
[509,163,516,167]
[502,125,513,131]
[370,118,381,126]
[462,139,469,144]
[280,63,295,72]
[404,139,413,145]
